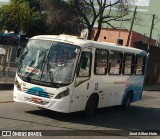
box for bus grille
[23,88,54,99]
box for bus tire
[84,95,98,117]
[122,92,133,110]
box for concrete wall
[146,47,160,85]
[135,42,160,85]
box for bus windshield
[18,39,80,85]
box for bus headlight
[55,88,70,99]
[14,78,22,91]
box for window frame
[108,50,123,75]
[122,53,135,75]
[94,48,108,75]
[134,55,146,75]
[77,51,92,77]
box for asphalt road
[0,91,160,138]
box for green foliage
[0,0,84,37]
[11,0,42,11]
[26,10,47,37]
[0,1,32,33]
[0,0,46,37]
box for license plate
[32,97,42,103]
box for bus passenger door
[70,49,93,112]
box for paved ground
[0,90,160,139]
[0,90,160,138]
[0,90,13,103]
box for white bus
[13,35,148,116]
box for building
[93,28,156,47]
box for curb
[144,85,160,91]
[0,100,13,103]
[0,83,14,90]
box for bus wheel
[84,95,98,117]
[122,93,132,110]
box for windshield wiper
[46,60,55,85]
[25,49,55,85]
[48,70,54,85]
[18,47,29,69]
[26,49,49,80]
[26,59,44,81]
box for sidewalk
[0,90,13,103]
[0,80,14,103]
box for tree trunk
[94,19,102,41]
[87,26,93,40]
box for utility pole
[148,14,156,50]
[126,6,137,47]
[118,5,124,39]
[117,1,126,45]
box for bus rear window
[135,55,145,75]
[123,54,135,75]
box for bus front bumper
[13,86,71,113]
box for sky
[0,0,150,6]
[0,0,9,2]
[134,0,150,6]
[109,0,150,6]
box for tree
[0,0,46,36]
[16,0,43,11]
[42,0,84,35]
[0,0,32,34]
[71,0,133,40]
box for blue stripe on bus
[27,87,49,98]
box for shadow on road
[26,105,160,130]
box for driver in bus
[79,56,89,76]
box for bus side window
[135,55,145,75]
[81,56,88,69]
[123,54,135,75]
[78,52,92,77]
[109,51,123,75]
[94,49,108,75]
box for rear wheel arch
[122,90,134,109]
[84,93,99,117]
[127,90,134,101]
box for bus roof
[31,35,147,56]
